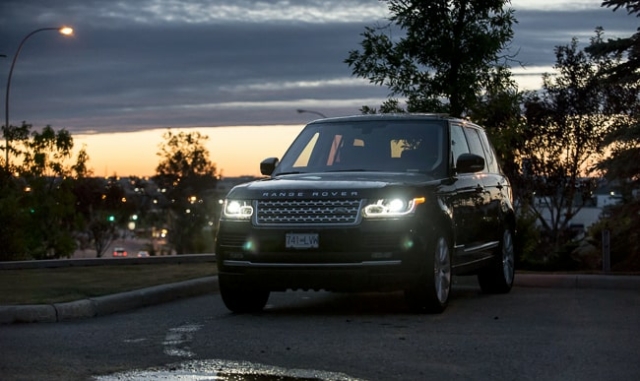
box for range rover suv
[215,114,516,313]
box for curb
[0,276,218,325]
[0,254,216,270]
[514,273,640,290]
[1,273,638,324]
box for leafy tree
[0,181,28,261]
[586,1,640,193]
[345,0,517,117]
[72,177,123,257]
[1,123,90,259]
[19,176,79,259]
[87,217,118,258]
[154,130,218,254]
[520,32,634,259]
[587,1,640,84]
[1,120,31,174]
[584,0,640,270]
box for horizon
[72,124,305,178]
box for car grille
[255,199,363,226]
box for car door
[462,125,500,251]
[449,123,489,264]
[478,128,512,243]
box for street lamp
[3,26,73,171]
[296,109,327,119]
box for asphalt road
[1,279,639,381]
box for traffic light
[108,215,115,222]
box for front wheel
[478,227,515,294]
[219,277,270,313]
[405,233,452,314]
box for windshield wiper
[274,171,306,176]
[324,169,371,172]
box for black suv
[215,114,515,313]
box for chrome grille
[256,199,363,225]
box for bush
[588,200,640,272]
[514,212,541,270]
[515,212,597,271]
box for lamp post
[4,26,73,171]
[296,109,327,119]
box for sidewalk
[1,273,638,324]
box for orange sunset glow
[72,125,305,178]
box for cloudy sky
[0,0,637,176]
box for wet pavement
[95,359,366,380]
[2,273,640,324]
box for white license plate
[286,233,319,249]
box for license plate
[286,233,319,249]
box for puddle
[94,359,367,381]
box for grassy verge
[0,263,217,305]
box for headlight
[362,197,425,218]
[223,200,254,219]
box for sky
[0,0,637,177]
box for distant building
[532,178,626,238]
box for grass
[0,262,217,305]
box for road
[1,279,639,381]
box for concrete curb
[1,273,638,324]
[514,273,640,290]
[0,254,216,270]
[0,276,218,325]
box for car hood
[225,171,440,199]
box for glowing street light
[3,26,74,171]
[296,109,327,119]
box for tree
[520,32,633,260]
[586,1,640,192]
[154,130,218,254]
[72,177,123,257]
[345,0,517,117]
[587,1,640,84]
[0,123,90,259]
[584,1,640,270]
[0,181,28,261]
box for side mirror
[260,157,279,176]
[456,153,484,174]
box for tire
[219,277,270,313]
[404,232,452,314]
[478,227,515,294]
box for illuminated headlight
[362,197,425,218]
[223,200,254,219]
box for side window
[463,127,488,173]
[450,124,470,164]
[478,130,500,173]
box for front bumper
[215,218,429,292]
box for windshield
[274,119,447,177]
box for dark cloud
[511,7,637,67]
[0,0,637,134]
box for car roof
[307,113,481,128]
